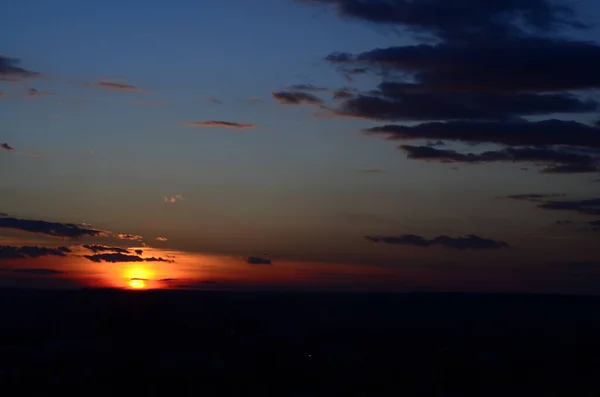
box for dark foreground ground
[0,289,599,396]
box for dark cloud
[0,212,8,217]
[287,84,328,92]
[297,0,600,179]
[0,217,107,239]
[503,193,566,202]
[84,253,173,263]
[334,88,597,121]
[82,245,130,254]
[247,256,272,265]
[271,91,324,105]
[537,198,600,215]
[426,140,445,147]
[590,220,600,227]
[8,268,65,275]
[183,120,257,129]
[303,0,582,42]
[365,120,600,149]
[332,88,357,101]
[541,164,600,174]
[342,67,367,82]
[1,143,14,152]
[0,55,39,81]
[326,38,600,94]
[144,257,174,263]
[366,234,509,250]
[399,145,599,171]
[0,245,71,260]
[135,249,143,255]
[358,169,382,173]
[556,220,573,225]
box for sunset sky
[2,0,600,294]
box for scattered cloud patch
[117,233,143,241]
[298,0,600,178]
[366,234,509,250]
[164,194,184,204]
[156,237,168,242]
[183,120,257,129]
[135,249,143,255]
[358,169,382,173]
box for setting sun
[129,278,146,289]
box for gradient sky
[2,0,600,293]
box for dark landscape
[1,289,598,396]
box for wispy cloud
[286,84,327,92]
[85,79,149,93]
[183,120,257,129]
[204,98,222,104]
[27,88,56,98]
[246,97,263,104]
[156,237,168,242]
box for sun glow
[129,278,147,289]
[125,267,151,289]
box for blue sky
[2,0,600,292]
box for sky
[2,0,600,294]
